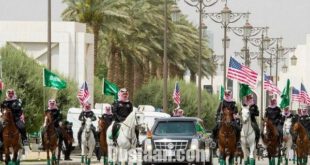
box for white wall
[0,21,94,104]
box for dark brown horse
[261,118,280,165]
[218,107,236,165]
[43,111,59,165]
[98,116,110,165]
[60,124,74,160]
[291,121,309,165]
[2,107,22,165]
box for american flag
[227,57,258,88]
[77,81,90,105]
[173,82,181,105]
[264,74,281,95]
[300,83,310,105]
[291,87,301,102]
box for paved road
[15,155,305,165]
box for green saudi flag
[239,83,253,100]
[219,85,224,101]
[43,68,67,90]
[102,78,119,100]
[280,79,290,109]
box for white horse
[282,117,293,165]
[106,108,144,165]
[240,106,257,165]
[81,118,96,165]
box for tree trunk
[190,69,196,83]
[114,51,123,88]
[169,63,178,78]
[92,25,99,74]
[143,57,150,84]
[150,61,157,78]
[107,43,116,82]
[124,56,134,97]
[156,55,163,79]
[133,62,144,96]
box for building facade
[0,21,94,104]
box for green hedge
[0,45,79,132]
[133,78,219,129]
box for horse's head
[291,121,302,136]
[98,117,106,132]
[2,107,13,124]
[44,111,53,126]
[283,118,292,135]
[85,117,92,133]
[241,106,250,124]
[262,118,275,135]
[222,107,233,125]
[135,109,145,126]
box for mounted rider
[243,93,260,148]
[111,88,139,145]
[77,102,99,147]
[211,90,240,148]
[101,106,113,127]
[39,99,63,150]
[0,89,29,146]
[299,108,310,134]
[264,97,283,140]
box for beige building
[0,21,94,104]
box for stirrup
[210,141,217,149]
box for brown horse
[261,118,280,165]
[43,111,59,165]
[98,116,110,165]
[59,124,74,160]
[2,107,22,165]
[218,108,236,165]
[291,121,309,165]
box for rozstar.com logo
[107,148,211,163]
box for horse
[106,109,144,165]
[81,117,96,165]
[261,118,280,165]
[60,124,74,160]
[240,106,256,165]
[291,121,309,165]
[42,111,59,165]
[98,116,110,165]
[1,107,22,165]
[282,117,293,165]
[218,107,237,165]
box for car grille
[154,140,188,150]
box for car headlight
[144,139,152,151]
[191,139,199,150]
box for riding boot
[210,125,218,149]
[135,127,140,147]
[92,130,100,147]
[20,128,29,146]
[78,127,83,148]
[38,131,45,150]
[112,122,119,144]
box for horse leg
[46,150,51,165]
[228,154,234,165]
[81,143,85,164]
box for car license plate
[165,150,175,156]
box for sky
[0,0,309,68]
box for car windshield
[154,121,196,136]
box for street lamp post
[182,0,219,117]
[265,43,295,86]
[230,16,265,66]
[205,2,248,88]
[248,27,272,128]
[234,51,260,66]
[48,0,51,70]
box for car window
[154,121,196,136]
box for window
[154,121,196,136]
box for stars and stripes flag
[173,82,181,105]
[264,74,281,95]
[77,81,90,105]
[291,87,301,102]
[300,83,310,105]
[227,57,258,88]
